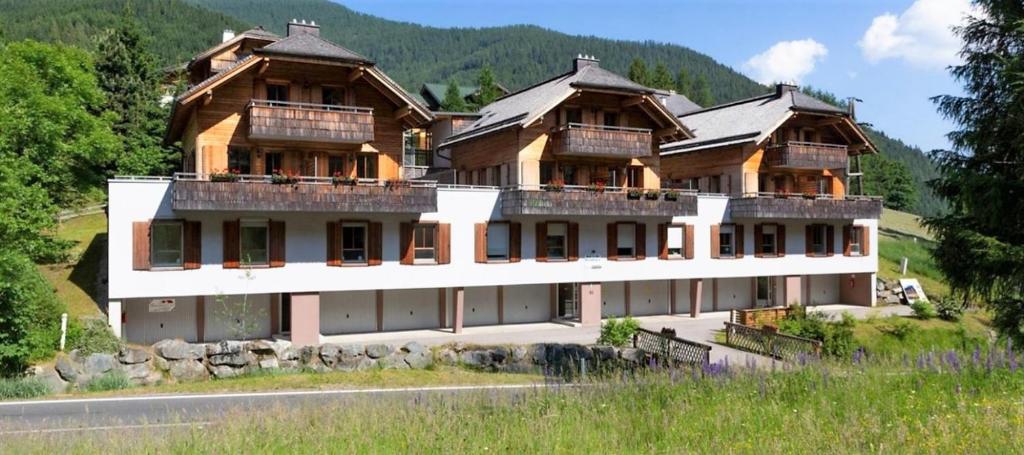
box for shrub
[911,300,937,320]
[934,296,964,322]
[66,318,122,356]
[0,376,50,399]
[0,250,65,376]
[84,370,132,392]
[598,317,640,347]
[777,306,857,358]
[878,318,918,340]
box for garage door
[321,291,377,335]
[203,294,272,342]
[383,289,439,331]
[630,280,670,316]
[809,274,839,305]
[125,296,197,345]
[464,286,499,327]
[503,284,550,324]
[717,278,753,311]
[602,281,626,317]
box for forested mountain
[0,0,944,216]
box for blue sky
[338,0,970,152]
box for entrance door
[280,293,292,334]
[557,283,580,320]
[756,277,776,308]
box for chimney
[287,19,320,37]
[573,54,599,72]
[222,29,235,43]
[775,83,798,97]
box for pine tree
[95,5,176,175]
[927,0,1024,342]
[691,75,715,107]
[675,68,693,98]
[627,58,649,86]
[474,65,502,107]
[440,79,467,112]
[649,62,675,90]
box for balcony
[729,193,882,219]
[501,185,696,217]
[171,173,436,213]
[764,141,848,170]
[551,123,653,159]
[247,100,374,144]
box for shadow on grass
[68,233,106,313]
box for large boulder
[54,355,79,382]
[36,369,68,394]
[437,349,458,365]
[168,359,208,381]
[460,350,492,368]
[619,347,645,364]
[401,341,426,354]
[118,347,151,365]
[340,344,364,358]
[491,347,510,364]
[245,340,275,355]
[529,344,547,365]
[208,364,242,379]
[258,358,279,370]
[379,354,410,370]
[405,351,432,369]
[366,344,395,359]
[155,339,204,360]
[119,362,153,380]
[320,344,341,367]
[208,351,253,367]
[591,345,618,362]
[268,340,292,358]
[83,353,115,376]
[206,340,244,356]
[511,345,529,364]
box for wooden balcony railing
[247,100,374,144]
[500,184,696,217]
[171,173,436,213]
[765,141,848,169]
[552,123,653,159]
[729,193,882,219]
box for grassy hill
[878,208,947,296]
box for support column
[689,279,703,318]
[784,276,803,307]
[376,290,384,332]
[579,282,602,327]
[623,281,631,316]
[497,286,504,325]
[438,288,447,328]
[196,296,205,343]
[270,293,280,335]
[453,287,464,334]
[289,292,320,348]
[549,283,557,320]
[669,280,677,315]
[712,278,719,312]
[108,300,123,339]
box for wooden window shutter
[843,225,852,256]
[657,224,668,260]
[223,220,240,269]
[685,224,695,259]
[635,223,646,259]
[474,223,487,263]
[368,222,383,266]
[805,225,814,257]
[509,222,522,263]
[735,224,745,258]
[269,220,286,267]
[861,225,870,256]
[535,222,548,262]
[710,224,720,259]
[400,222,414,265]
[184,221,202,269]
[607,223,618,260]
[754,224,764,258]
[437,223,451,264]
[568,222,579,261]
[777,224,786,257]
[132,220,151,270]
[327,222,341,266]
[826,225,835,257]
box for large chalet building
[107,21,881,345]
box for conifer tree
[440,79,467,112]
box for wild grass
[0,377,50,400]
[37,212,106,319]
[855,312,992,358]
[82,370,132,393]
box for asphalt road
[0,384,553,435]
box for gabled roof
[438,62,690,148]
[188,27,280,70]
[255,32,371,64]
[420,82,512,109]
[656,91,702,116]
[661,86,875,155]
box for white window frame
[850,226,864,256]
[240,219,270,266]
[546,222,568,260]
[413,224,437,264]
[667,225,685,258]
[719,224,736,258]
[486,222,510,262]
[341,222,368,264]
[617,223,636,259]
[151,220,184,269]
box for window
[240,220,269,266]
[266,83,288,104]
[486,223,509,261]
[565,108,582,124]
[561,165,577,185]
[322,86,346,106]
[817,177,831,196]
[667,225,685,258]
[546,222,568,260]
[227,148,251,174]
[540,162,555,184]
[265,152,283,175]
[719,225,736,257]
[760,224,777,256]
[356,154,377,179]
[403,129,433,167]
[627,166,643,188]
[414,224,437,263]
[850,226,864,255]
[617,223,636,258]
[328,155,345,177]
[709,175,722,193]
[811,224,828,256]
[603,111,619,127]
[151,221,183,268]
[342,223,367,263]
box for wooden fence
[723,322,821,360]
[633,328,711,366]
[729,307,793,327]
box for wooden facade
[500,189,697,217]
[551,124,653,159]
[728,195,882,219]
[172,180,438,213]
[247,100,375,144]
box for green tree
[691,75,715,107]
[439,78,467,112]
[473,64,502,108]
[926,0,1024,343]
[648,62,675,90]
[0,250,64,375]
[627,58,649,86]
[863,155,917,211]
[95,6,176,175]
[675,68,693,98]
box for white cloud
[743,39,828,85]
[859,0,977,68]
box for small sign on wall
[149,298,176,313]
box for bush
[878,317,918,340]
[911,300,937,320]
[0,376,50,399]
[84,370,132,392]
[777,306,857,358]
[66,318,122,356]
[0,250,65,376]
[598,317,640,347]
[934,296,964,322]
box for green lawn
[37,212,106,319]
[855,312,993,358]
[877,208,948,297]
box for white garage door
[321,291,377,335]
[809,274,839,305]
[503,284,550,324]
[125,296,198,345]
[630,280,670,316]
[204,294,272,342]
[717,278,752,311]
[464,286,500,327]
[383,289,439,331]
[602,281,626,317]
